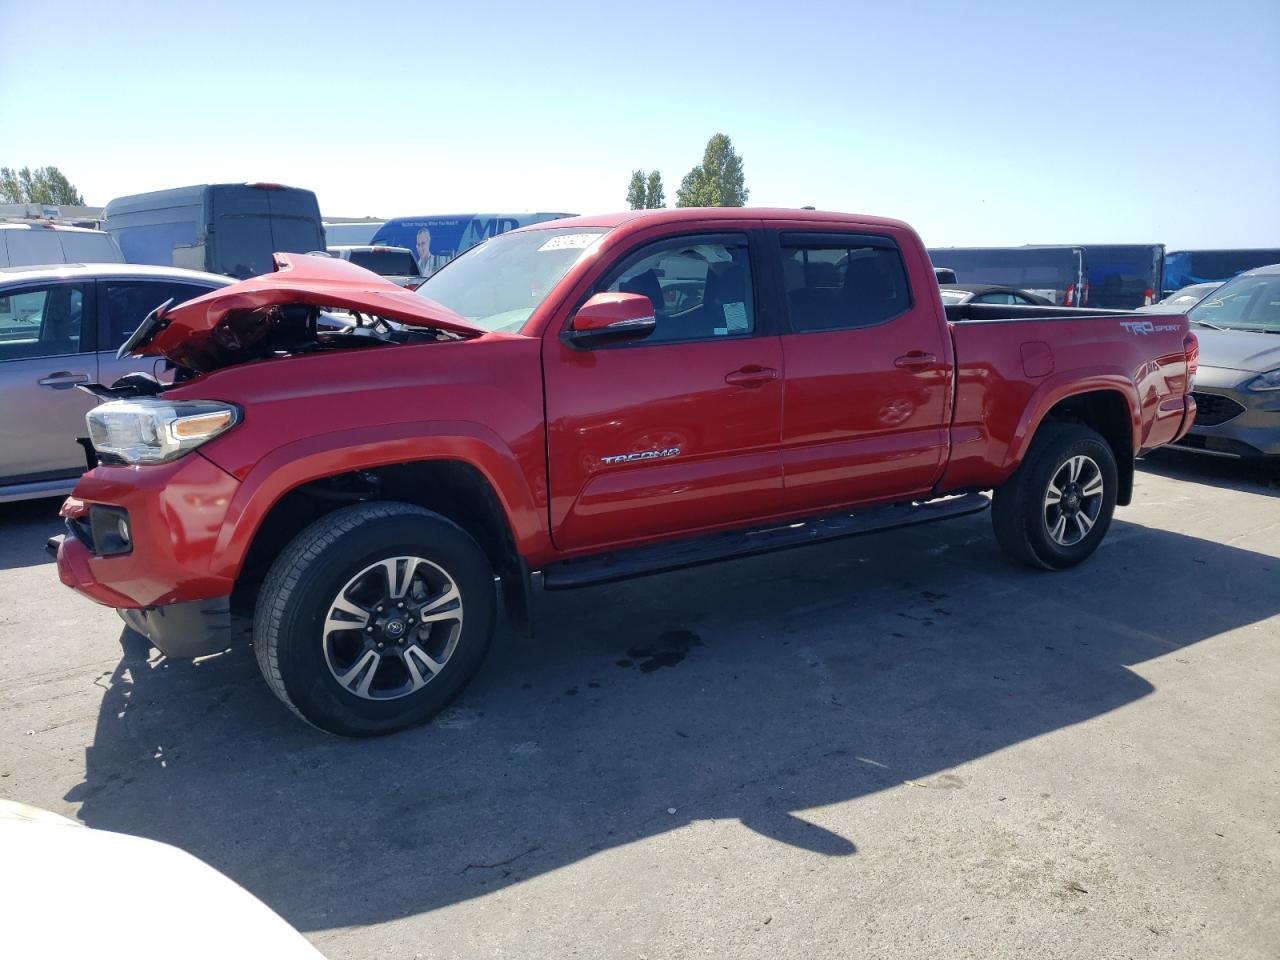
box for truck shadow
[67,512,1278,932]
[0,496,64,572]
[1138,449,1279,497]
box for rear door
[772,229,952,512]
[95,276,224,387]
[0,280,98,482]
[543,228,785,551]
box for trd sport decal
[600,448,681,465]
[1120,320,1180,335]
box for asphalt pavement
[1,450,1276,959]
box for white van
[0,222,123,268]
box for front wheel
[253,502,496,736]
[992,423,1119,570]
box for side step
[540,493,990,590]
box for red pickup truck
[52,209,1197,736]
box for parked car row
[929,244,1280,311]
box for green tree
[625,169,647,210]
[0,166,85,205]
[645,170,666,208]
[675,134,748,208]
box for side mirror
[567,292,657,347]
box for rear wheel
[992,423,1118,570]
[253,502,496,736]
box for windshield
[938,289,969,303]
[1188,274,1280,333]
[414,227,607,332]
[1159,283,1219,307]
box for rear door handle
[725,366,779,387]
[37,371,90,389]
[893,352,937,369]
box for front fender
[207,420,549,581]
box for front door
[773,230,952,512]
[544,231,784,552]
[0,280,98,484]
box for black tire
[992,423,1119,570]
[253,501,496,736]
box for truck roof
[515,207,913,232]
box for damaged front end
[116,251,484,375]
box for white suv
[0,222,123,268]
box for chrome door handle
[37,371,90,389]
[725,366,779,387]
[893,352,936,369]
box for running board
[540,493,990,590]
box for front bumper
[54,453,242,659]
[118,597,233,658]
[48,532,232,658]
[1176,370,1280,459]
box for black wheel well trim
[1038,389,1134,505]
[234,458,531,629]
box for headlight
[86,398,240,465]
[1244,368,1280,392]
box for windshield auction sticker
[538,233,600,252]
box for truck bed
[939,307,1194,493]
[944,303,1139,323]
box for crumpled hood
[126,252,481,371]
[1194,328,1280,373]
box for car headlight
[1244,368,1280,392]
[86,398,240,465]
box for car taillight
[404,279,424,291]
[1065,283,1075,306]
[1144,287,1153,306]
[1184,332,1199,390]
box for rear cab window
[348,249,419,276]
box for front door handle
[893,352,937,369]
[724,366,779,387]
[37,371,90,389]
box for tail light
[1144,287,1153,306]
[1065,283,1075,306]
[404,279,425,291]
[1184,332,1199,390]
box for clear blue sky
[2,0,1277,248]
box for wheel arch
[212,423,546,627]
[1013,383,1138,506]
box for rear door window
[0,283,95,360]
[99,279,218,349]
[780,235,911,332]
